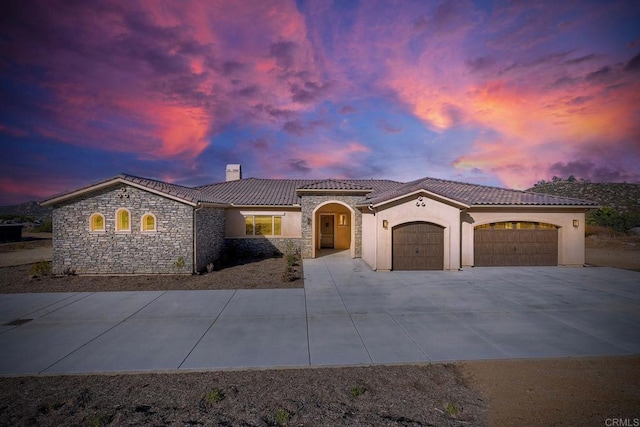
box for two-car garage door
[474,222,558,266]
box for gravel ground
[0,257,302,293]
[0,364,486,426]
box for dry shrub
[585,224,626,238]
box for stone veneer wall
[224,237,301,258]
[195,207,226,272]
[300,194,364,258]
[52,184,194,274]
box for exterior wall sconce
[382,220,389,229]
[573,219,579,228]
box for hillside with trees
[528,177,640,232]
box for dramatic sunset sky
[1,0,639,205]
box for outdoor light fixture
[383,220,389,229]
[573,219,579,228]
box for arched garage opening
[392,221,444,270]
[474,221,559,266]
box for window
[141,213,156,232]
[116,208,130,232]
[245,215,282,236]
[90,213,105,232]
[338,213,349,226]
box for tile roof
[296,179,372,191]
[42,173,597,208]
[117,174,228,205]
[41,174,228,206]
[363,177,599,207]
[197,178,402,206]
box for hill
[528,181,640,213]
[0,201,52,223]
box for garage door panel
[393,222,444,270]
[474,223,558,267]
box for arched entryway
[312,202,355,258]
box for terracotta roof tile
[363,177,598,207]
[197,178,401,206]
[296,179,372,191]
[118,174,228,205]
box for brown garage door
[393,222,444,270]
[474,222,558,266]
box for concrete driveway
[1,253,639,375]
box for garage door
[393,222,444,270]
[474,222,558,266]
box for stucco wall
[225,208,301,237]
[195,207,226,272]
[52,184,194,274]
[462,209,587,266]
[372,194,462,270]
[361,211,377,269]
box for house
[40,165,598,274]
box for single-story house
[41,164,598,274]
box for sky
[1,0,639,205]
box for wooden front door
[393,222,444,270]
[320,215,335,248]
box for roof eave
[363,189,471,209]
[469,204,600,209]
[230,203,299,208]
[41,177,200,207]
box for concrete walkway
[1,252,639,375]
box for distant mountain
[528,181,640,213]
[0,201,52,222]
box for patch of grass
[173,256,186,272]
[205,388,225,404]
[37,401,64,414]
[273,408,291,426]
[281,264,295,282]
[444,401,460,418]
[29,260,51,278]
[86,412,113,427]
[285,253,298,267]
[349,385,366,397]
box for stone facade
[225,237,301,258]
[300,194,364,258]
[195,207,226,272]
[52,184,194,274]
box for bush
[35,219,52,233]
[30,260,51,278]
[587,206,640,232]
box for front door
[320,215,335,248]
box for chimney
[226,164,242,181]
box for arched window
[116,208,130,232]
[90,213,105,232]
[141,213,156,232]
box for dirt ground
[585,234,640,272]
[1,233,639,426]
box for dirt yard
[1,232,639,425]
